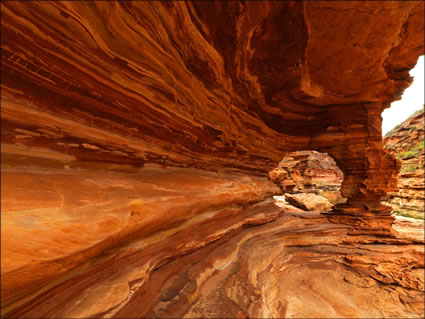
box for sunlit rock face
[1,1,424,318]
[5,207,425,318]
[383,109,425,219]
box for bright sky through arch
[382,55,424,135]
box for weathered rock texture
[4,204,425,318]
[383,108,425,219]
[2,1,424,212]
[269,151,345,204]
[1,1,424,318]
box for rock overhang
[3,2,424,215]
[1,1,423,172]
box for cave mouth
[269,150,346,211]
[382,55,424,136]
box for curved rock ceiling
[1,1,424,317]
[2,2,423,171]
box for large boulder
[285,193,334,212]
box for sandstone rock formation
[1,1,424,318]
[269,151,345,204]
[383,108,425,219]
[273,195,306,212]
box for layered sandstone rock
[383,108,424,219]
[2,1,423,212]
[1,1,424,318]
[5,205,424,318]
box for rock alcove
[1,1,424,318]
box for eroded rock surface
[1,1,424,318]
[5,203,424,318]
[2,1,423,213]
[383,109,425,219]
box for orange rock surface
[285,193,334,212]
[1,1,424,318]
[5,205,424,318]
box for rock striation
[2,1,424,213]
[383,108,425,219]
[5,204,424,318]
[1,1,424,318]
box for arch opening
[380,55,425,220]
[382,107,425,220]
[268,151,346,212]
[382,56,424,136]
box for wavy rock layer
[383,109,425,219]
[1,1,424,317]
[1,166,280,315]
[5,203,425,318]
